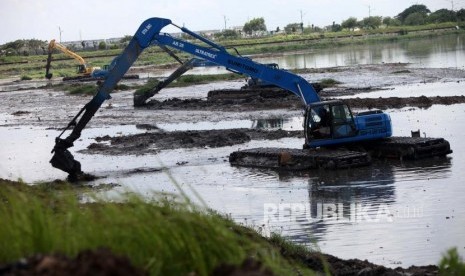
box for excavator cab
[304,100,358,147]
[76,64,87,74]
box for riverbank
[0,179,456,275]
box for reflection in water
[252,117,303,131]
[256,33,465,69]
[252,118,285,129]
[264,157,452,247]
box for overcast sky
[1,0,463,44]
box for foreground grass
[1,179,463,275]
[0,180,315,275]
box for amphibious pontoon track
[357,136,452,160]
[229,137,452,170]
[229,148,371,170]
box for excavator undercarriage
[229,136,452,171]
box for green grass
[49,82,130,96]
[318,78,342,88]
[0,180,316,275]
[134,78,159,95]
[439,248,465,275]
[172,73,243,86]
[66,84,98,95]
[20,75,32,81]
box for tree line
[215,4,465,38]
[2,4,464,55]
[337,5,465,32]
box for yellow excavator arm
[45,39,100,79]
[48,39,86,65]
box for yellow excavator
[45,39,102,80]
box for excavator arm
[50,17,321,179]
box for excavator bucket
[50,147,82,181]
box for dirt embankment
[0,247,438,276]
[82,128,303,155]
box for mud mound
[0,248,146,276]
[301,252,438,275]
[82,129,303,155]
[0,249,438,276]
[346,95,465,109]
[144,96,302,111]
[212,258,274,276]
[143,95,465,112]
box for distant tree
[428,9,457,23]
[98,41,106,50]
[396,4,431,23]
[360,16,382,29]
[120,35,133,43]
[2,40,25,53]
[458,9,465,22]
[67,44,77,52]
[404,12,427,25]
[382,17,401,27]
[300,24,315,34]
[331,22,342,32]
[243,17,267,35]
[341,17,358,31]
[214,29,239,40]
[27,39,46,55]
[284,23,302,34]
[3,48,17,56]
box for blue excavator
[50,17,451,179]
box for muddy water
[1,103,463,267]
[1,66,464,268]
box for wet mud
[0,248,146,276]
[0,246,438,276]
[346,95,465,109]
[82,128,303,155]
[143,94,465,111]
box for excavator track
[358,136,452,160]
[229,147,371,170]
[229,137,452,171]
